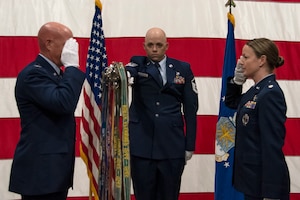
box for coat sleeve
[20,66,85,114]
[125,56,146,77]
[225,77,243,109]
[182,62,198,151]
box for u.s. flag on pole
[80,0,107,199]
[1,0,300,199]
[215,11,244,200]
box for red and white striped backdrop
[1,0,300,199]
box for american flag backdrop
[1,0,300,199]
[79,0,107,200]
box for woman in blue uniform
[225,38,290,200]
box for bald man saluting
[126,27,199,200]
[9,22,85,200]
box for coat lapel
[146,61,163,86]
[35,55,61,81]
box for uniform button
[155,114,159,117]
[156,102,160,106]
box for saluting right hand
[61,38,79,68]
[233,56,246,85]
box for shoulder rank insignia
[125,62,138,67]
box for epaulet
[125,62,138,67]
[130,56,147,65]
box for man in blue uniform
[126,27,199,200]
[9,22,85,200]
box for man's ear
[165,42,169,50]
[45,39,52,51]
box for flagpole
[215,1,244,200]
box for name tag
[138,72,148,78]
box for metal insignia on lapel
[242,114,249,126]
[253,95,257,101]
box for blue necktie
[59,69,63,79]
[155,62,163,86]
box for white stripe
[1,155,299,199]
[0,0,300,41]
[0,0,94,37]
[1,78,299,118]
[0,78,17,118]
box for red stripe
[0,118,21,158]
[1,116,299,158]
[81,114,100,166]
[283,118,300,155]
[65,193,300,200]
[1,37,300,79]
[0,36,39,77]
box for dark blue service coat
[225,74,290,198]
[9,55,85,195]
[126,56,198,160]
